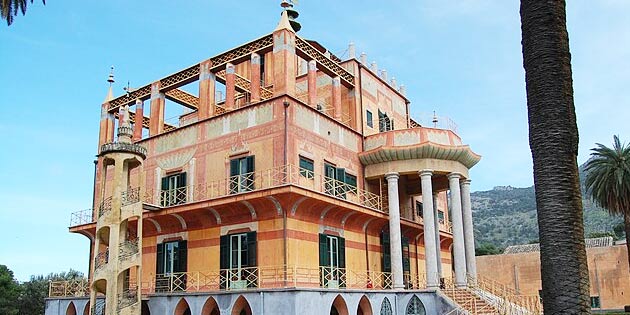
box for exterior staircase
[442,287,499,315]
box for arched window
[380,297,393,315]
[405,296,426,315]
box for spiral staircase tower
[89,104,146,315]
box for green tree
[520,0,591,313]
[0,265,21,315]
[0,0,45,26]
[584,135,630,276]
[475,243,502,256]
[17,269,85,315]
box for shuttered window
[319,233,346,288]
[220,231,258,289]
[160,172,187,207]
[299,156,314,179]
[230,156,255,193]
[155,240,187,292]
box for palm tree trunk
[624,212,630,279]
[520,1,591,314]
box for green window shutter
[245,156,255,173]
[246,232,257,267]
[335,168,346,182]
[402,237,410,272]
[230,159,239,176]
[381,231,391,272]
[177,172,187,188]
[177,240,188,272]
[156,243,165,274]
[319,233,329,267]
[338,237,346,269]
[161,177,168,190]
[219,235,229,269]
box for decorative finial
[432,111,438,128]
[107,66,115,84]
[277,0,301,32]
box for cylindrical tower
[90,103,146,315]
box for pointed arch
[357,295,373,315]
[202,296,220,315]
[174,298,191,315]
[380,297,393,315]
[66,301,77,315]
[330,294,349,315]
[405,295,426,315]
[83,301,90,315]
[231,295,252,315]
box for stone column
[225,63,236,110]
[198,59,216,119]
[461,179,477,280]
[272,24,296,96]
[433,192,443,278]
[250,53,261,103]
[419,170,439,288]
[132,99,143,141]
[149,81,164,136]
[307,60,318,107]
[332,77,342,120]
[448,172,467,288]
[385,172,405,289]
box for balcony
[121,187,141,206]
[117,286,138,311]
[146,164,383,212]
[99,142,147,159]
[119,238,139,261]
[94,250,109,271]
[98,197,112,218]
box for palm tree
[584,136,630,273]
[0,0,44,26]
[520,0,591,313]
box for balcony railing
[92,299,105,315]
[94,250,109,271]
[119,238,139,261]
[117,286,138,311]
[48,279,89,297]
[146,164,384,212]
[69,209,93,226]
[121,187,140,206]
[98,196,112,218]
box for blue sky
[1,1,628,281]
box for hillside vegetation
[472,164,624,249]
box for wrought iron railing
[94,250,109,271]
[121,187,140,206]
[69,209,93,226]
[100,142,147,158]
[119,238,139,261]
[146,164,383,212]
[92,299,105,315]
[117,286,138,311]
[98,196,112,218]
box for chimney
[360,52,367,65]
[348,42,356,59]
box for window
[161,172,187,207]
[323,163,357,198]
[437,210,445,224]
[220,232,257,289]
[381,232,410,278]
[590,296,601,309]
[230,156,255,194]
[319,233,346,288]
[380,298,393,315]
[299,156,314,179]
[378,110,393,132]
[155,240,188,292]
[416,201,423,218]
[405,296,426,315]
[366,110,373,128]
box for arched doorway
[231,296,252,315]
[202,297,220,315]
[405,295,426,315]
[141,300,151,315]
[174,298,191,315]
[330,295,349,315]
[357,296,372,315]
[66,302,77,315]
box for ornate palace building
[45,3,540,315]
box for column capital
[460,178,472,186]
[251,53,261,64]
[384,172,399,181]
[419,169,434,177]
[308,60,317,71]
[447,172,462,180]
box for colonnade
[385,170,476,289]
